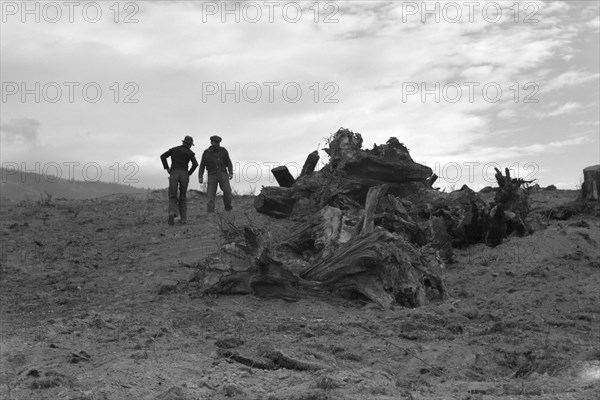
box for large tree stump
[582,165,600,200]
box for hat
[210,135,222,143]
[182,135,194,146]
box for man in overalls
[198,135,234,213]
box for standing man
[160,135,198,225]
[198,135,234,213]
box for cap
[210,135,222,143]
[182,135,194,146]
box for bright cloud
[1,1,598,192]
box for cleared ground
[0,189,598,399]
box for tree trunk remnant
[299,150,320,178]
[582,165,600,201]
[426,173,438,188]
[271,166,295,188]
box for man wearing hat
[160,135,198,225]
[198,135,234,213]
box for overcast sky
[1,0,599,192]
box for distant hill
[0,168,149,201]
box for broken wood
[271,166,295,188]
[203,248,322,302]
[258,344,327,370]
[282,206,352,259]
[218,346,327,371]
[300,229,446,309]
[253,187,295,218]
[426,173,438,188]
[493,167,532,219]
[217,348,277,370]
[255,128,433,217]
[299,150,320,178]
[358,184,389,236]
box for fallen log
[338,154,432,183]
[322,177,427,206]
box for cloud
[535,102,582,118]
[586,16,600,32]
[1,118,41,144]
[0,1,597,191]
[545,70,600,92]
[431,135,591,170]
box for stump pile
[198,128,534,308]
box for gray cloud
[1,118,40,143]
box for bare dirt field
[1,189,599,400]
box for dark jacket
[160,145,198,175]
[199,146,233,176]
